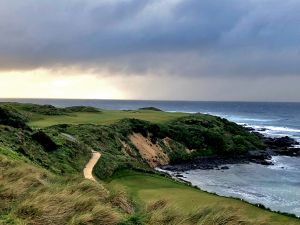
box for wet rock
[244,126,255,132]
[220,166,229,170]
[264,136,299,149]
[175,174,184,178]
[260,161,273,166]
[257,128,267,132]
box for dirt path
[83,150,101,181]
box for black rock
[260,161,273,166]
[264,136,299,149]
[244,126,255,132]
[257,128,267,132]
[175,174,184,178]
[220,166,229,170]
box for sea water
[161,156,300,216]
[1,99,300,216]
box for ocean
[1,98,300,216]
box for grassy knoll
[27,110,188,128]
[0,102,186,127]
[108,170,300,225]
[0,124,90,175]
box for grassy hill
[0,103,299,225]
[0,102,187,127]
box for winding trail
[83,150,101,181]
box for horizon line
[0,97,299,104]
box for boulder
[264,136,299,149]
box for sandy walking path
[83,150,101,181]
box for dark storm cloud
[0,0,300,77]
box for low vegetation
[10,103,188,128]
[0,102,100,115]
[0,124,90,175]
[138,107,162,111]
[0,103,299,225]
[0,151,122,225]
[0,105,28,129]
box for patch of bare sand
[129,133,169,167]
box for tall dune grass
[0,154,260,225]
[0,155,121,225]
[144,200,247,225]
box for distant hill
[138,107,163,111]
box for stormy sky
[0,0,300,101]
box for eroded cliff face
[129,133,169,168]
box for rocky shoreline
[160,130,300,172]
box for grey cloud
[0,0,300,77]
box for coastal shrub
[0,125,90,175]
[148,123,161,142]
[230,136,249,153]
[138,107,162,111]
[166,139,191,163]
[115,119,150,137]
[16,103,66,115]
[64,106,100,113]
[163,115,265,156]
[1,103,101,116]
[0,105,28,129]
[31,130,59,152]
[232,135,247,146]
[203,130,226,153]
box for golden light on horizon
[0,69,127,99]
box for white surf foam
[263,126,300,133]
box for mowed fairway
[28,109,188,128]
[107,170,300,225]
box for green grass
[0,152,124,225]
[27,110,188,128]
[0,124,91,175]
[107,170,300,225]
